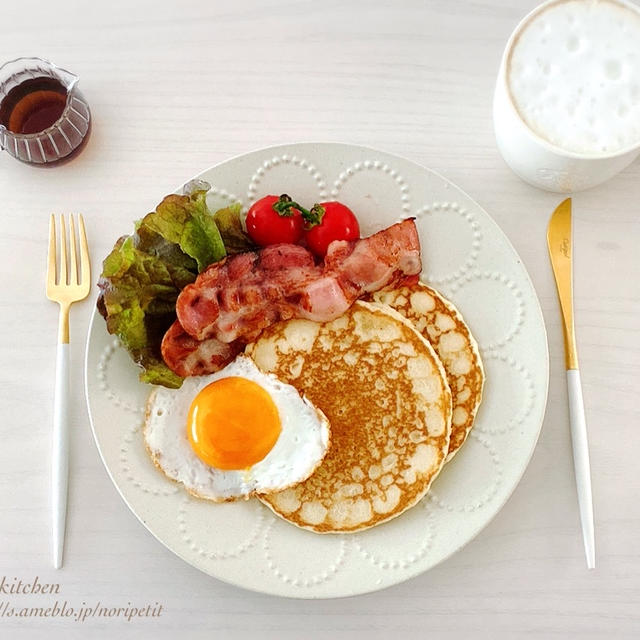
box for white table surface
[1,1,639,638]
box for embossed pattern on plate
[85,143,548,598]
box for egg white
[144,355,330,501]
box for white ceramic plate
[85,142,548,598]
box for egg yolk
[187,377,281,470]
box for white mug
[493,0,640,193]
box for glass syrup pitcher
[0,57,91,165]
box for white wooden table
[1,1,639,637]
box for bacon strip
[161,320,244,378]
[164,219,421,376]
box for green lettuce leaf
[138,190,226,271]
[213,203,256,254]
[97,190,227,388]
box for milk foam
[508,0,640,155]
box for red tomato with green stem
[245,195,360,257]
[303,201,360,257]
[245,194,305,247]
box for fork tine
[78,214,90,286]
[48,214,57,285]
[68,215,78,285]
[59,214,67,286]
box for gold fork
[46,214,91,569]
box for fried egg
[144,355,331,501]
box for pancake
[245,301,452,534]
[371,282,484,460]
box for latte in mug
[494,0,640,192]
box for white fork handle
[52,343,70,569]
[566,369,595,569]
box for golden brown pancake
[245,301,452,533]
[371,282,484,459]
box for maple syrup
[0,58,91,165]
[0,76,67,134]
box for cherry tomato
[245,195,304,247]
[304,201,360,257]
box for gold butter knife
[547,198,595,569]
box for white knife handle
[52,343,70,569]
[566,369,595,569]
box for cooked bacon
[165,219,421,376]
[177,244,328,343]
[161,320,244,378]
[325,216,421,295]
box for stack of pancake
[245,281,484,534]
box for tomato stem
[272,194,325,227]
[304,204,325,228]
[271,194,298,217]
